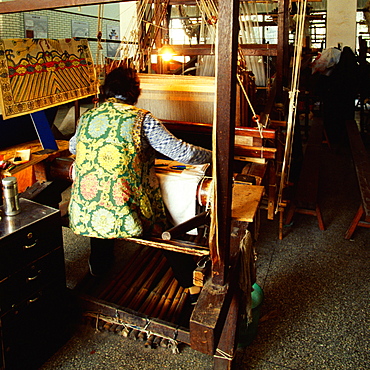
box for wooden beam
[151,44,277,57]
[239,43,278,57]
[211,0,239,286]
[190,220,248,355]
[276,0,290,102]
[213,292,240,370]
[126,237,209,257]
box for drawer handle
[23,240,38,249]
[28,295,40,304]
[27,271,41,281]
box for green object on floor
[238,283,264,348]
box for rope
[214,348,235,361]
[93,4,104,107]
[85,311,180,353]
[236,73,263,136]
[239,2,266,87]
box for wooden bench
[285,118,325,231]
[344,120,370,239]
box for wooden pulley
[196,177,212,206]
[252,114,261,123]
[49,157,75,182]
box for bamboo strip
[97,246,148,301]
[117,253,167,308]
[109,249,161,304]
[130,259,168,310]
[166,286,185,323]
[157,279,179,320]
[126,237,209,256]
[137,267,173,315]
[148,273,176,318]
[171,289,189,325]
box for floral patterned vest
[68,100,169,239]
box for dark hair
[102,66,141,105]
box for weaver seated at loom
[67,66,263,308]
[68,66,212,302]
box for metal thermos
[2,177,20,216]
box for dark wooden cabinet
[0,198,69,370]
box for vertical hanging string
[114,0,171,72]
[276,0,308,213]
[94,4,104,107]
[239,2,266,87]
[236,73,263,135]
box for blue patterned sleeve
[143,113,212,164]
[69,133,77,155]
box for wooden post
[276,0,290,103]
[211,0,239,287]
[213,292,240,370]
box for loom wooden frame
[0,1,291,369]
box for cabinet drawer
[0,285,71,370]
[0,214,62,281]
[0,247,66,314]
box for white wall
[119,1,137,39]
[62,4,120,21]
[326,0,357,50]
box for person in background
[68,66,211,303]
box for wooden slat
[78,294,190,344]
[241,162,267,184]
[126,237,209,257]
[163,119,276,140]
[232,184,264,222]
[234,145,276,159]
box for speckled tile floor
[39,130,370,370]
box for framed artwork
[24,14,48,39]
[72,20,89,38]
[107,24,120,58]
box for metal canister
[2,176,20,216]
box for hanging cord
[93,4,104,107]
[239,1,266,87]
[236,72,263,136]
[112,0,170,72]
[214,348,235,361]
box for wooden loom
[0,1,293,369]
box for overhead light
[158,45,176,62]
